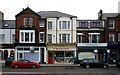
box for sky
[0,0,119,20]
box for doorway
[48,51,54,64]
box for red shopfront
[47,44,76,64]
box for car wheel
[14,65,18,68]
[32,65,36,68]
[86,65,89,68]
[103,65,107,69]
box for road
[1,66,120,75]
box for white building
[38,11,77,64]
[0,20,15,61]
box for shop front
[15,46,46,63]
[107,42,119,64]
[77,43,107,63]
[47,44,76,64]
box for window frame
[39,32,44,43]
[23,18,28,26]
[88,33,100,43]
[59,21,70,29]
[19,30,35,43]
[109,20,115,29]
[48,21,52,29]
[40,21,45,27]
[47,34,52,43]
[59,34,70,43]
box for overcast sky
[0,0,119,20]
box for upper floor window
[109,33,114,42]
[109,20,115,29]
[89,33,100,43]
[12,34,15,43]
[59,34,70,43]
[40,21,45,27]
[20,30,35,43]
[29,18,33,26]
[77,33,83,43]
[39,32,44,43]
[47,34,52,43]
[0,34,5,43]
[24,18,27,26]
[59,21,70,29]
[48,22,52,29]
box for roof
[15,7,40,17]
[102,13,119,19]
[37,11,77,18]
[0,20,15,29]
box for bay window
[20,30,35,43]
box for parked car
[80,58,108,68]
[11,59,40,68]
[116,61,120,68]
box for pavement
[40,63,116,67]
[40,63,80,67]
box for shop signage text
[53,48,69,50]
[77,43,107,47]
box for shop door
[48,51,54,64]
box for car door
[21,60,30,67]
[94,60,101,68]
[88,59,94,67]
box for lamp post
[94,49,98,59]
[107,49,110,64]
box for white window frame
[39,32,44,43]
[47,34,52,43]
[19,30,35,43]
[59,34,70,43]
[29,18,33,26]
[88,33,100,43]
[59,21,70,29]
[77,33,83,43]
[48,21,52,29]
[24,18,27,26]
[109,20,115,29]
[17,52,24,60]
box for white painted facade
[0,29,15,44]
[46,16,77,64]
[46,17,77,43]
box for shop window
[54,51,74,63]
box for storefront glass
[54,51,74,63]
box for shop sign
[53,48,69,50]
[77,43,107,47]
